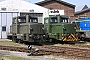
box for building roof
[35,0,75,8]
[75,5,88,12]
[0,0,48,13]
[75,8,90,15]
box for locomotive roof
[45,15,69,18]
[13,15,38,19]
[72,19,90,22]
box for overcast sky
[27,0,90,7]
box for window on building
[2,26,6,31]
[1,8,6,11]
[30,9,34,13]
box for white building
[0,0,48,38]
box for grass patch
[54,44,66,46]
[0,41,16,45]
[2,55,30,60]
[0,41,25,46]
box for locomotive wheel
[15,40,18,43]
[12,39,18,43]
[18,39,23,43]
[12,37,16,42]
[48,38,55,43]
[81,37,85,41]
[12,38,19,43]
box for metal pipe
[48,17,50,33]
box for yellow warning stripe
[62,33,79,41]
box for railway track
[72,44,90,48]
[57,44,90,49]
[0,45,90,59]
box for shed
[0,0,48,38]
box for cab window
[51,18,57,23]
[29,18,38,23]
[61,18,68,23]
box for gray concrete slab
[0,50,82,60]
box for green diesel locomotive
[7,15,48,43]
[44,15,78,41]
[7,15,79,44]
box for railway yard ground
[0,39,90,60]
[0,50,80,60]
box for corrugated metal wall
[0,12,18,38]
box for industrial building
[0,0,89,39]
[75,5,90,17]
[0,0,48,38]
[36,0,76,22]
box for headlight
[43,35,45,37]
[42,28,45,30]
[74,27,76,29]
[29,35,32,37]
[30,28,33,30]
[63,27,66,30]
